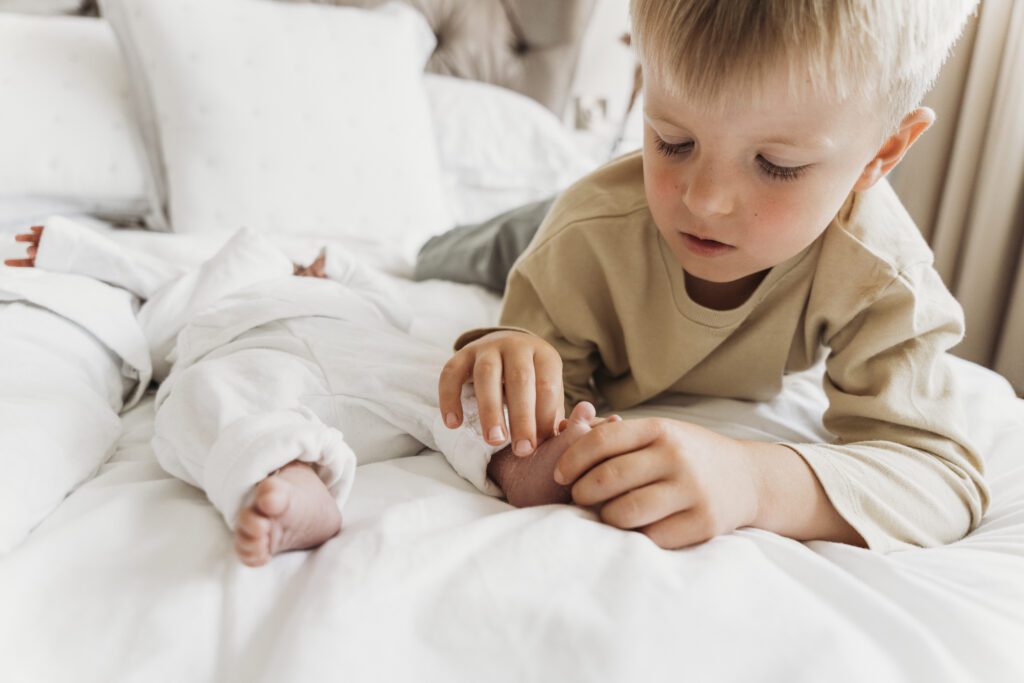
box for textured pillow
[414,196,554,292]
[0,14,148,220]
[423,74,599,224]
[100,0,452,258]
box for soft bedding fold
[2,355,1022,682]
[1,221,1022,682]
[0,298,130,552]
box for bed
[1,2,1023,682]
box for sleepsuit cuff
[431,390,507,498]
[203,408,358,529]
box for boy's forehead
[643,68,859,148]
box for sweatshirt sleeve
[780,263,990,553]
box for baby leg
[291,316,507,496]
[152,323,357,566]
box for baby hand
[439,330,565,456]
[554,417,761,549]
[4,225,43,267]
[487,402,621,508]
[292,247,327,278]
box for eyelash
[654,137,808,182]
[654,138,692,158]
[756,156,806,182]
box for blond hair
[630,0,978,132]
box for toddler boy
[439,0,989,552]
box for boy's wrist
[740,440,866,547]
[738,440,774,530]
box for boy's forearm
[742,441,867,547]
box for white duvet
[1,221,1023,682]
[0,264,149,552]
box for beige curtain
[891,0,1024,395]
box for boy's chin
[681,259,771,286]
[678,257,747,284]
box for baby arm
[4,225,42,267]
[486,402,622,507]
[5,217,185,298]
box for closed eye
[655,137,693,158]
[756,155,809,182]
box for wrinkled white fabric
[3,355,1023,683]
[26,218,504,527]
[153,276,503,527]
[0,302,124,553]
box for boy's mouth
[681,232,734,256]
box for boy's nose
[681,162,734,218]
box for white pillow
[0,0,86,13]
[0,14,149,220]
[101,0,452,259]
[423,74,603,224]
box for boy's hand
[439,330,565,456]
[554,417,762,549]
[4,225,44,267]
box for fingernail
[445,412,458,428]
[553,469,566,485]
[488,426,505,443]
[513,439,532,456]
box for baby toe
[235,536,262,565]
[238,508,271,538]
[256,482,290,518]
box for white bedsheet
[1,359,1022,682]
[1,223,1023,681]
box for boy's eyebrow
[645,111,684,128]
[759,134,835,150]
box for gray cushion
[414,196,554,292]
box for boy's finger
[14,233,35,242]
[503,352,537,456]
[599,481,690,531]
[438,353,472,428]
[533,350,563,441]
[637,507,711,550]
[570,448,670,507]
[555,419,660,486]
[4,258,33,267]
[472,352,507,444]
[27,245,37,258]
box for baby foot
[489,401,621,508]
[233,461,342,567]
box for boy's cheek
[645,167,683,213]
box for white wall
[567,1,634,127]
[568,0,645,156]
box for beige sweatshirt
[455,152,989,553]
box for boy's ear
[853,107,935,191]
